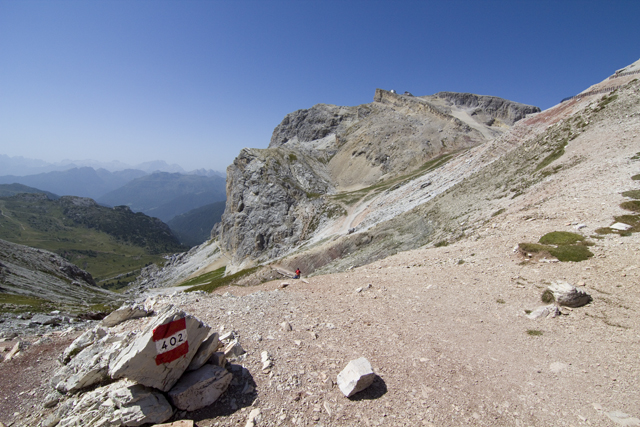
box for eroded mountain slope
[216,89,538,269]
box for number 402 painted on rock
[152,318,189,365]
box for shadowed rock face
[216,89,537,266]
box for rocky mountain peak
[432,91,541,126]
[269,104,358,148]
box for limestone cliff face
[433,92,541,126]
[216,89,539,267]
[269,104,358,148]
[216,147,333,264]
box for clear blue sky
[1,0,639,173]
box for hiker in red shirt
[294,268,301,279]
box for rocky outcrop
[0,238,121,306]
[52,331,131,393]
[269,103,358,148]
[46,303,236,424]
[216,147,333,264]
[433,92,540,126]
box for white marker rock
[108,305,210,392]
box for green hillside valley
[0,192,185,291]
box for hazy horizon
[0,153,227,176]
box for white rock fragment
[3,341,25,362]
[337,357,375,397]
[220,331,235,342]
[280,321,292,332]
[167,364,232,411]
[245,408,262,427]
[610,222,632,231]
[355,284,372,293]
[101,303,152,328]
[548,281,592,307]
[606,410,640,426]
[527,305,561,320]
[224,340,246,359]
[261,351,272,371]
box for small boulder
[245,408,262,427]
[167,364,232,411]
[547,281,592,307]
[337,357,375,397]
[43,391,62,408]
[224,340,246,359]
[4,341,26,362]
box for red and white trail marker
[152,317,189,365]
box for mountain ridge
[214,89,539,268]
[135,58,640,288]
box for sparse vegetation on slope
[183,267,260,293]
[519,231,594,262]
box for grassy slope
[0,194,185,289]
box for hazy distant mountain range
[0,154,225,177]
[0,156,228,247]
[97,172,227,222]
[0,183,59,199]
[0,192,186,291]
[0,167,148,199]
[0,156,227,225]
